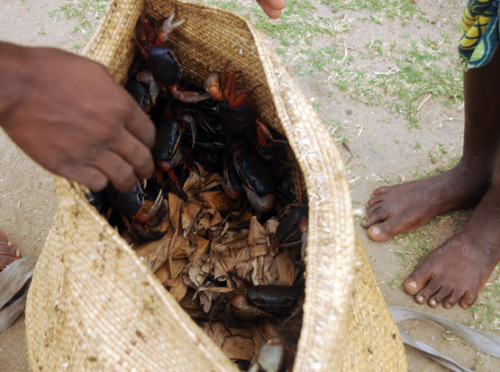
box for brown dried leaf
[202,286,235,294]
[190,235,210,262]
[196,208,222,234]
[232,261,253,281]
[188,258,211,287]
[200,191,231,212]
[252,256,265,286]
[183,170,203,200]
[222,334,256,361]
[275,252,298,286]
[202,321,227,348]
[164,276,188,302]
[154,263,170,284]
[168,193,183,231]
[264,217,280,236]
[134,228,174,272]
[198,290,214,313]
[219,255,235,274]
[202,172,223,191]
[227,210,253,229]
[178,290,204,319]
[172,235,190,259]
[169,258,189,280]
[248,217,270,258]
[182,201,203,237]
[211,255,229,284]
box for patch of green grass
[324,0,420,22]
[49,0,107,40]
[394,227,436,270]
[389,273,404,289]
[469,268,500,329]
[327,119,348,144]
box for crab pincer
[135,13,209,103]
[104,181,166,242]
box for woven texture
[25,0,407,370]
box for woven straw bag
[25,0,407,370]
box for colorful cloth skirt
[459,0,500,68]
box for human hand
[256,0,286,19]
[0,43,155,192]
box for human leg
[360,47,500,242]
[403,169,500,309]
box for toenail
[416,295,424,303]
[407,280,418,290]
[443,302,452,309]
[429,299,436,307]
[371,226,382,235]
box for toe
[367,223,394,242]
[443,289,462,309]
[371,187,388,197]
[428,285,453,307]
[360,205,386,229]
[459,291,477,309]
[403,277,422,295]
[414,278,441,305]
[366,194,385,208]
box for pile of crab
[88,14,309,372]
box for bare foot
[403,186,500,309]
[0,231,22,270]
[360,164,490,242]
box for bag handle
[390,306,500,372]
[0,257,37,334]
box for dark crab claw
[248,338,286,372]
[136,69,160,106]
[161,12,185,35]
[156,13,186,44]
[243,184,275,214]
[147,189,164,216]
[179,112,197,148]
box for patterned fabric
[459,0,500,69]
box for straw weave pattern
[25,0,406,370]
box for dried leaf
[172,235,190,259]
[188,258,211,287]
[169,258,189,280]
[233,261,254,282]
[196,208,222,235]
[228,210,253,229]
[154,263,170,283]
[264,217,280,236]
[183,170,203,200]
[190,235,210,262]
[211,255,229,284]
[134,228,174,272]
[198,290,215,313]
[202,321,227,348]
[222,334,256,361]
[168,193,183,231]
[178,290,204,319]
[201,286,235,294]
[164,276,188,302]
[200,191,231,211]
[275,252,298,286]
[182,201,203,237]
[248,217,270,258]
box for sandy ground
[0,0,498,371]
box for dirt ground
[0,0,498,371]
